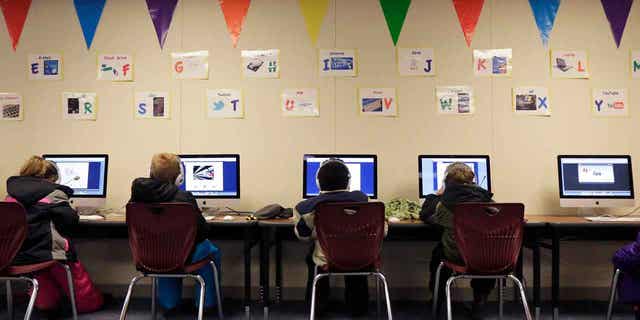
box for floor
[3,298,638,320]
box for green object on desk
[385,198,421,220]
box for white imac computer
[418,155,491,197]
[558,155,635,207]
[42,154,109,208]
[303,154,377,199]
[178,154,240,209]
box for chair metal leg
[432,262,444,319]
[375,273,393,320]
[309,274,327,320]
[119,276,143,320]
[499,278,504,320]
[376,277,381,319]
[195,275,206,320]
[210,261,224,319]
[607,269,621,320]
[62,264,78,320]
[151,277,157,320]
[509,275,533,320]
[445,277,456,320]
[23,278,38,320]
[6,280,13,320]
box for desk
[73,214,260,318]
[257,218,549,319]
[544,216,640,320]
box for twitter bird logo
[212,100,225,111]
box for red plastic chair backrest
[453,202,525,274]
[0,202,28,272]
[315,202,385,271]
[126,202,199,273]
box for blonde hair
[150,153,181,184]
[444,162,475,186]
[20,156,59,182]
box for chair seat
[444,260,513,276]
[137,256,212,275]
[1,260,57,276]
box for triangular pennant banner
[601,0,633,48]
[219,0,250,48]
[299,0,329,46]
[452,0,484,47]
[73,0,106,49]
[528,0,560,47]
[379,0,411,46]
[146,0,178,49]
[0,0,32,51]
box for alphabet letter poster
[62,92,97,120]
[359,88,397,117]
[0,93,23,121]
[207,89,243,118]
[172,51,209,80]
[97,54,133,81]
[551,50,589,78]
[241,49,279,78]
[632,50,640,79]
[436,86,474,115]
[281,88,319,117]
[592,89,627,117]
[319,49,357,77]
[135,92,170,119]
[473,49,512,76]
[397,48,435,76]
[513,87,550,116]
[29,54,63,80]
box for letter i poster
[359,88,397,117]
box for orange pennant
[1,0,32,51]
[452,0,485,47]
[219,0,251,48]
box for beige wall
[1,0,638,298]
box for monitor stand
[69,198,106,209]
[577,207,603,216]
[198,199,243,214]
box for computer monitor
[303,154,377,198]
[42,154,109,207]
[178,154,240,208]
[419,155,491,198]
[558,155,635,207]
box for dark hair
[317,160,350,192]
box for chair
[119,203,223,320]
[606,269,622,320]
[431,202,532,320]
[309,201,392,319]
[0,202,78,320]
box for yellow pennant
[299,0,330,45]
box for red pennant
[1,0,32,51]
[219,0,251,48]
[452,0,485,47]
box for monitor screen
[179,154,240,198]
[43,154,108,198]
[558,155,633,198]
[303,154,377,198]
[419,155,491,197]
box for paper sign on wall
[319,49,357,77]
[172,51,209,80]
[632,50,640,79]
[398,48,434,76]
[551,50,589,78]
[207,89,243,119]
[0,93,23,121]
[62,92,97,120]
[29,54,63,80]
[473,49,512,76]
[241,49,279,78]
[436,86,474,114]
[135,92,170,119]
[281,88,319,117]
[592,89,627,117]
[359,88,397,117]
[97,54,133,81]
[513,87,550,116]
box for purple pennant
[601,0,633,48]
[146,0,179,49]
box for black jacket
[129,178,209,244]
[6,176,79,265]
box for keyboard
[586,216,640,222]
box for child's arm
[294,209,315,241]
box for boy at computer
[420,162,494,318]
[294,158,384,316]
[129,153,221,314]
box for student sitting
[420,162,494,319]
[294,158,385,317]
[129,153,221,313]
[6,156,104,316]
[612,232,640,320]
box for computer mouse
[223,215,234,221]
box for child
[612,233,640,320]
[129,153,221,313]
[420,162,494,319]
[6,156,104,316]
[294,158,383,316]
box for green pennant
[380,0,412,45]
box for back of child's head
[19,155,59,182]
[444,162,475,186]
[150,153,181,184]
[317,159,350,192]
